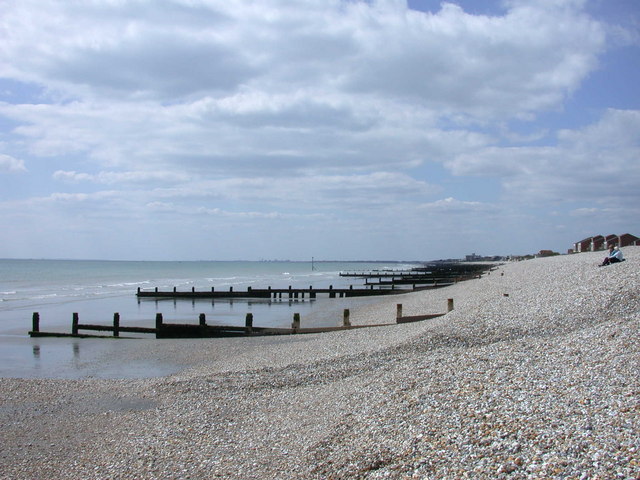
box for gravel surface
[1,249,638,479]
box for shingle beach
[1,249,638,479]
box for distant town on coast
[256,232,639,266]
[464,232,639,262]
[470,231,640,263]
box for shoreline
[1,249,638,479]
[0,259,421,341]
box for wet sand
[0,293,392,379]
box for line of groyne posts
[29,310,355,336]
[138,285,390,299]
[29,299,455,338]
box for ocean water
[0,259,418,378]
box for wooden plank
[77,323,157,334]
[136,287,411,299]
[136,290,271,299]
[396,313,445,324]
[29,331,118,338]
[29,321,398,339]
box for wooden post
[192,286,195,293]
[396,304,402,321]
[32,312,40,333]
[155,313,163,330]
[113,312,120,337]
[155,287,158,292]
[72,312,79,335]
[211,287,215,292]
[292,313,300,332]
[199,313,206,327]
[173,286,177,293]
[447,298,454,312]
[343,309,351,327]
[245,313,253,333]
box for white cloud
[0,154,26,173]
[0,0,636,259]
[146,201,296,220]
[149,171,439,209]
[341,1,604,118]
[53,169,190,185]
[446,109,640,204]
[0,0,608,178]
[2,0,605,111]
[419,197,495,214]
[570,207,610,217]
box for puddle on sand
[0,335,183,379]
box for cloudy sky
[0,0,638,261]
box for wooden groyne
[136,285,416,300]
[28,311,380,338]
[341,262,495,285]
[29,312,156,338]
[28,300,453,339]
[135,263,494,301]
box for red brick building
[573,233,639,252]
[573,238,592,253]
[618,233,640,247]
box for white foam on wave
[106,281,151,288]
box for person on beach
[600,245,624,266]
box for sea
[0,259,418,379]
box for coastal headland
[1,249,638,479]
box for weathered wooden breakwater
[135,285,423,300]
[29,264,481,339]
[341,262,496,288]
[28,299,454,339]
[134,263,495,301]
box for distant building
[605,234,618,248]
[573,233,639,252]
[619,233,640,247]
[590,235,605,251]
[574,237,592,253]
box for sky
[0,0,639,261]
